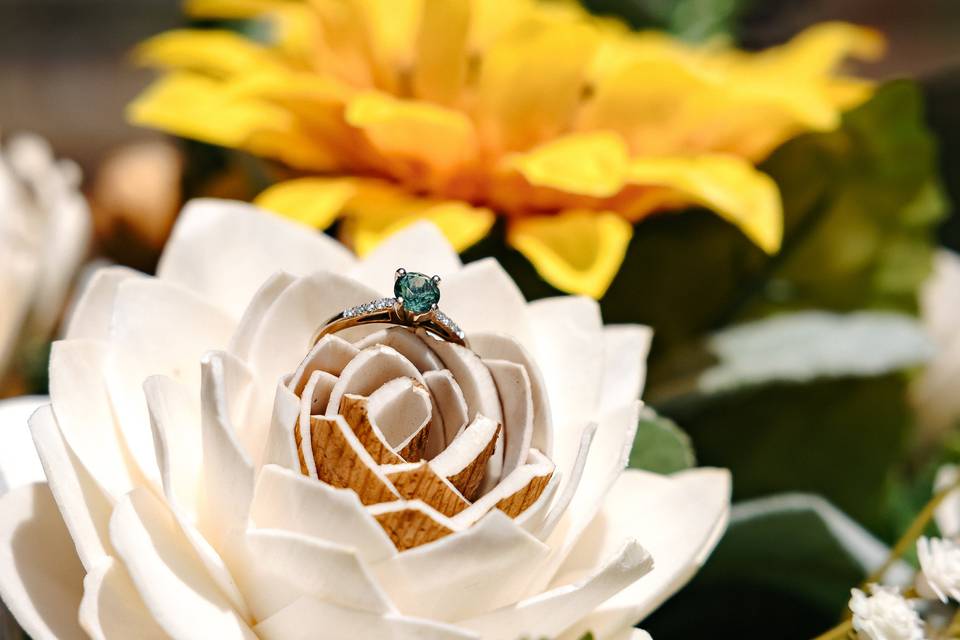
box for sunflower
[130,0,882,298]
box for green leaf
[698,311,932,395]
[629,408,696,473]
[661,372,914,533]
[580,0,749,42]
[741,81,947,319]
[644,493,906,639]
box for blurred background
[3,1,960,638]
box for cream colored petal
[460,541,653,640]
[371,510,550,621]
[250,464,395,562]
[32,188,91,340]
[262,382,302,473]
[558,468,731,638]
[0,483,85,640]
[325,345,424,415]
[158,198,356,319]
[599,326,653,413]
[29,405,113,569]
[368,377,432,448]
[245,272,380,427]
[424,369,469,450]
[934,465,960,539]
[484,359,533,479]
[227,271,296,362]
[532,402,641,592]
[198,352,256,560]
[289,334,359,393]
[350,221,462,295]
[538,422,597,541]
[526,297,603,479]
[355,327,444,371]
[79,558,167,640]
[426,339,504,432]
[253,595,479,640]
[441,259,534,352]
[110,488,256,639]
[144,375,202,517]
[106,278,234,487]
[0,396,46,495]
[468,332,553,457]
[49,340,136,498]
[922,250,960,347]
[64,266,143,341]
[239,528,394,622]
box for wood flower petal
[383,462,470,517]
[368,500,457,551]
[366,377,432,458]
[429,414,501,501]
[309,415,401,505]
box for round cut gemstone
[394,271,440,313]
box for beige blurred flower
[0,199,728,639]
[0,133,90,382]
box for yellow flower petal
[504,131,629,198]
[477,20,599,151]
[184,0,286,18]
[129,72,337,171]
[412,0,469,105]
[345,91,477,171]
[508,211,633,299]
[254,178,358,229]
[627,154,783,254]
[338,181,494,255]
[135,30,280,79]
[128,72,283,147]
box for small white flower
[917,536,960,602]
[849,584,924,640]
[0,132,90,376]
[912,250,960,437]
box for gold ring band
[312,297,466,347]
[312,269,466,347]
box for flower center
[394,271,440,314]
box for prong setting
[395,268,407,280]
[432,274,442,284]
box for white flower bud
[849,584,924,640]
[917,536,960,602]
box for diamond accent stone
[434,310,465,340]
[342,297,396,319]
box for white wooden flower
[912,250,960,436]
[0,133,90,375]
[917,536,960,604]
[849,585,925,640]
[0,199,729,640]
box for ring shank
[312,308,467,347]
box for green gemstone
[394,271,440,314]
